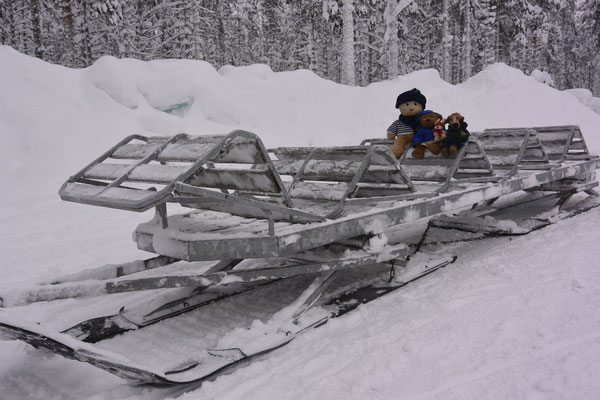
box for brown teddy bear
[410,110,444,159]
[387,88,427,158]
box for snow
[564,88,600,114]
[2,45,600,399]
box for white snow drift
[1,46,600,400]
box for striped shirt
[387,119,415,137]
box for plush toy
[432,120,446,142]
[441,112,470,158]
[387,88,427,158]
[411,110,444,159]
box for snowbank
[2,48,600,207]
[2,47,600,400]
[564,88,600,114]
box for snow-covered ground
[1,45,600,399]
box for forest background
[1,0,599,95]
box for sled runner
[1,125,599,386]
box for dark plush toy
[441,112,470,158]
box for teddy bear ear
[459,114,464,121]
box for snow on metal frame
[134,158,599,261]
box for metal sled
[1,125,599,386]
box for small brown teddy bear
[411,110,444,159]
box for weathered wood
[41,255,180,285]
[271,159,408,184]
[402,165,449,181]
[541,179,599,193]
[111,135,264,164]
[270,146,391,165]
[187,168,280,193]
[2,245,406,304]
[85,163,189,184]
[486,154,519,167]
[174,182,324,223]
[289,181,352,201]
[62,182,155,201]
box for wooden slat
[543,144,568,156]
[457,159,497,170]
[522,148,546,158]
[537,131,573,142]
[568,139,587,151]
[401,157,455,167]
[188,169,280,192]
[402,165,448,181]
[271,159,406,184]
[486,154,519,167]
[84,163,189,184]
[270,146,392,165]
[477,140,523,151]
[289,181,351,201]
[112,136,263,164]
[62,182,153,201]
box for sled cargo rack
[56,126,599,262]
[483,125,595,163]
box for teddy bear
[441,112,470,157]
[410,110,444,159]
[387,88,427,158]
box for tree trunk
[441,0,450,81]
[62,0,75,66]
[31,0,43,59]
[341,0,356,86]
[463,0,472,80]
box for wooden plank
[458,159,499,170]
[522,148,546,158]
[84,163,189,183]
[174,183,324,223]
[61,182,152,201]
[486,154,519,167]
[401,157,455,167]
[270,146,366,161]
[401,165,448,181]
[537,131,573,142]
[14,245,405,301]
[289,181,351,201]
[478,130,528,138]
[271,160,407,184]
[271,146,396,165]
[477,141,523,151]
[112,136,263,164]
[568,139,588,151]
[187,168,280,192]
[543,144,568,156]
